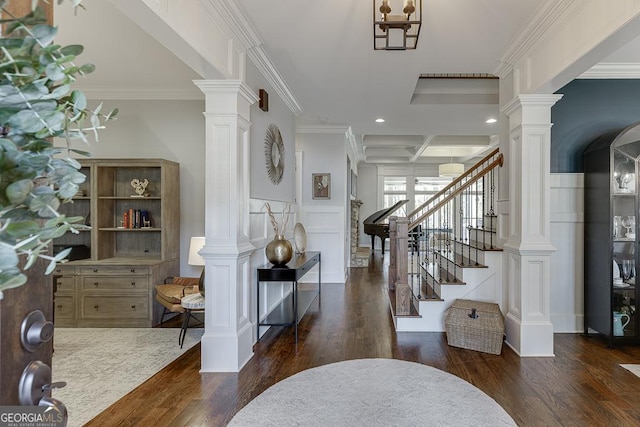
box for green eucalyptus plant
[0,0,117,295]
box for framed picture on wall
[312,173,331,199]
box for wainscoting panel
[550,173,584,333]
[300,206,346,284]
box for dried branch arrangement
[265,202,291,236]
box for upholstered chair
[155,276,200,324]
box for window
[383,177,407,215]
[414,177,450,210]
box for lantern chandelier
[373,0,422,50]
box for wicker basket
[445,299,504,355]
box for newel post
[388,216,397,290]
[395,218,411,315]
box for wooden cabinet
[53,265,76,325]
[53,159,180,327]
[585,123,640,345]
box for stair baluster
[390,148,503,317]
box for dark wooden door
[0,258,54,404]
[0,0,56,405]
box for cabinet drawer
[78,266,150,276]
[81,276,149,292]
[54,296,75,319]
[55,276,75,293]
[82,296,149,319]
[54,265,75,275]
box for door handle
[18,361,67,406]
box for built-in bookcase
[53,158,180,327]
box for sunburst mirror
[264,124,285,184]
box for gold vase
[265,235,293,266]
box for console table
[257,251,321,342]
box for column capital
[194,80,258,117]
[193,79,259,103]
[502,94,563,128]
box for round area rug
[229,358,516,426]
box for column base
[200,321,253,372]
[505,312,555,357]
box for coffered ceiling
[54,1,640,166]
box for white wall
[296,131,348,283]
[357,164,378,248]
[55,99,206,277]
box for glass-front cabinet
[585,122,640,346]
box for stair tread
[434,250,488,268]
[455,240,503,252]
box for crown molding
[578,62,640,79]
[493,0,584,78]
[296,125,350,134]
[203,0,260,52]
[77,87,204,101]
[207,0,303,116]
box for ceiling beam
[362,135,424,147]
[410,135,434,163]
[459,135,499,162]
[364,148,412,158]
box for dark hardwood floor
[88,253,640,426]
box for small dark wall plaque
[259,89,269,112]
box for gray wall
[246,62,296,203]
[551,79,640,173]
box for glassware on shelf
[614,216,621,238]
[615,158,635,192]
[622,259,635,282]
[621,216,636,238]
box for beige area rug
[51,327,203,427]
[229,358,516,426]
[621,364,640,377]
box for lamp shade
[438,163,464,178]
[188,236,205,266]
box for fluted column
[501,94,562,357]
[194,80,258,372]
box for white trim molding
[579,62,640,79]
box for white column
[501,94,562,357]
[194,80,258,372]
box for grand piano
[363,200,409,254]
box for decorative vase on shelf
[265,235,293,266]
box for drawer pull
[130,268,135,273]
[130,282,136,286]
[94,282,99,287]
[131,305,136,310]
[57,305,63,309]
[93,268,98,273]
[94,305,99,310]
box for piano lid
[363,200,409,224]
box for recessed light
[375,118,385,123]
[485,118,497,124]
